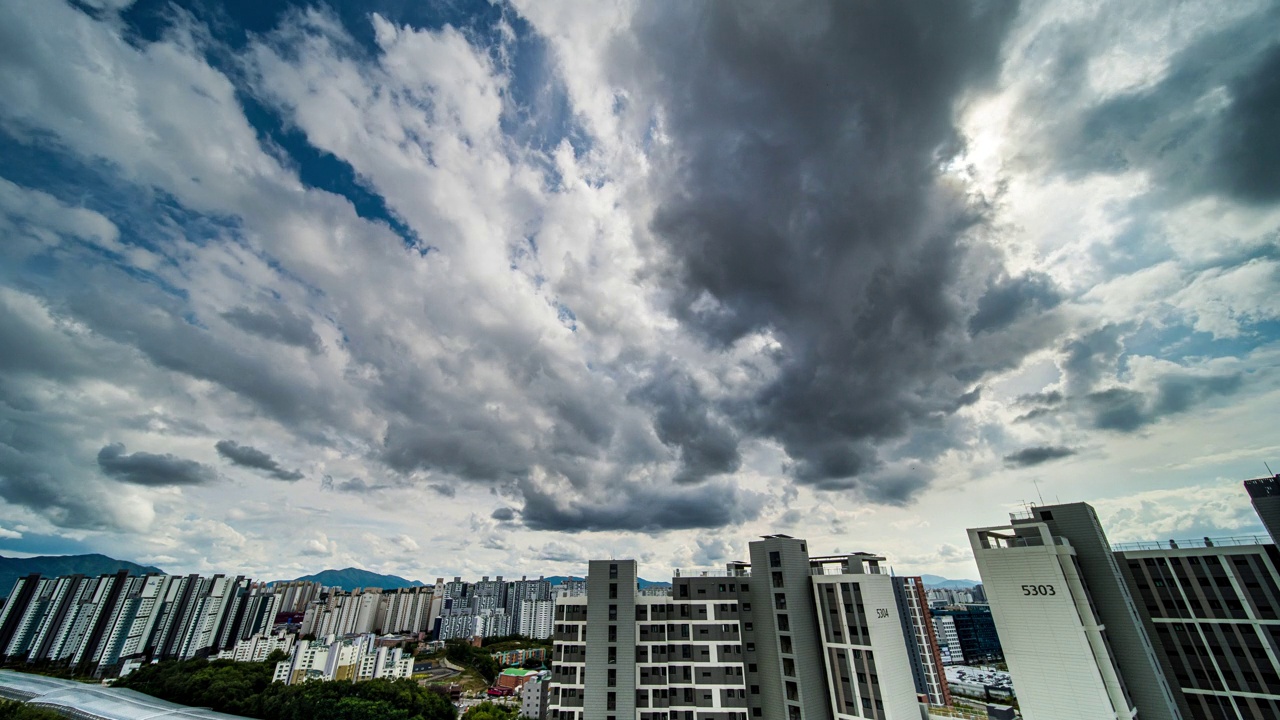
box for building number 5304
[1021,584,1056,596]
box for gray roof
[0,670,250,720]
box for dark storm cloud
[630,361,740,484]
[214,440,303,481]
[1004,445,1077,467]
[490,507,517,522]
[1043,5,1280,206]
[1086,372,1242,432]
[518,476,766,533]
[1217,43,1280,203]
[97,443,216,486]
[969,273,1062,335]
[632,0,1026,496]
[428,483,456,498]
[222,305,323,353]
[320,475,391,493]
[1061,325,1126,397]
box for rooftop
[0,670,250,720]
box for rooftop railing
[1113,534,1273,552]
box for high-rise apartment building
[547,537,923,720]
[971,481,1280,720]
[809,552,920,720]
[891,577,949,706]
[970,505,1184,720]
[1111,477,1280,720]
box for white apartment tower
[970,505,1183,720]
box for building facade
[1118,537,1280,718]
[547,537,923,720]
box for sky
[0,0,1278,584]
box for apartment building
[973,478,1280,720]
[548,537,922,720]
[890,576,949,706]
[1117,531,1280,717]
[809,552,919,720]
[970,505,1183,720]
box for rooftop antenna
[1032,479,1046,505]
[1266,461,1275,478]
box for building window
[610,564,618,579]
[770,551,781,568]
[772,572,785,588]
[610,583,618,599]
[608,669,616,687]
[775,594,787,610]
[608,647,616,664]
[609,625,617,642]
[777,614,790,631]
[780,635,792,654]
[610,605,618,621]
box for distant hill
[545,575,671,589]
[920,574,980,589]
[286,567,425,591]
[0,554,164,597]
[544,575,582,586]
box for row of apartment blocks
[434,575,556,641]
[968,475,1280,720]
[0,569,564,678]
[0,573,286,676]
[546,536,954,720]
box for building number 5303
[1021,584,1056,596]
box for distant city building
[521,669,552,720]
[928,606,1001,666]
[214,631,294,662]
[272,633,412,684]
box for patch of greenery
[444,642,500,683]
[114,658,456,720]
[460,702,518,720]
[0,700,66,720]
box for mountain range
[544,575,672,589]
[920,574,980,589]
[284,567,425,592]
[0,554,163,597]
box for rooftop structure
[0,670,250,720]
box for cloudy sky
[1,0,1278,583]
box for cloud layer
[0,0,1277,581]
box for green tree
[114,658,455,720]
[462,702,517,720]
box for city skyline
[1,0,1278,585]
